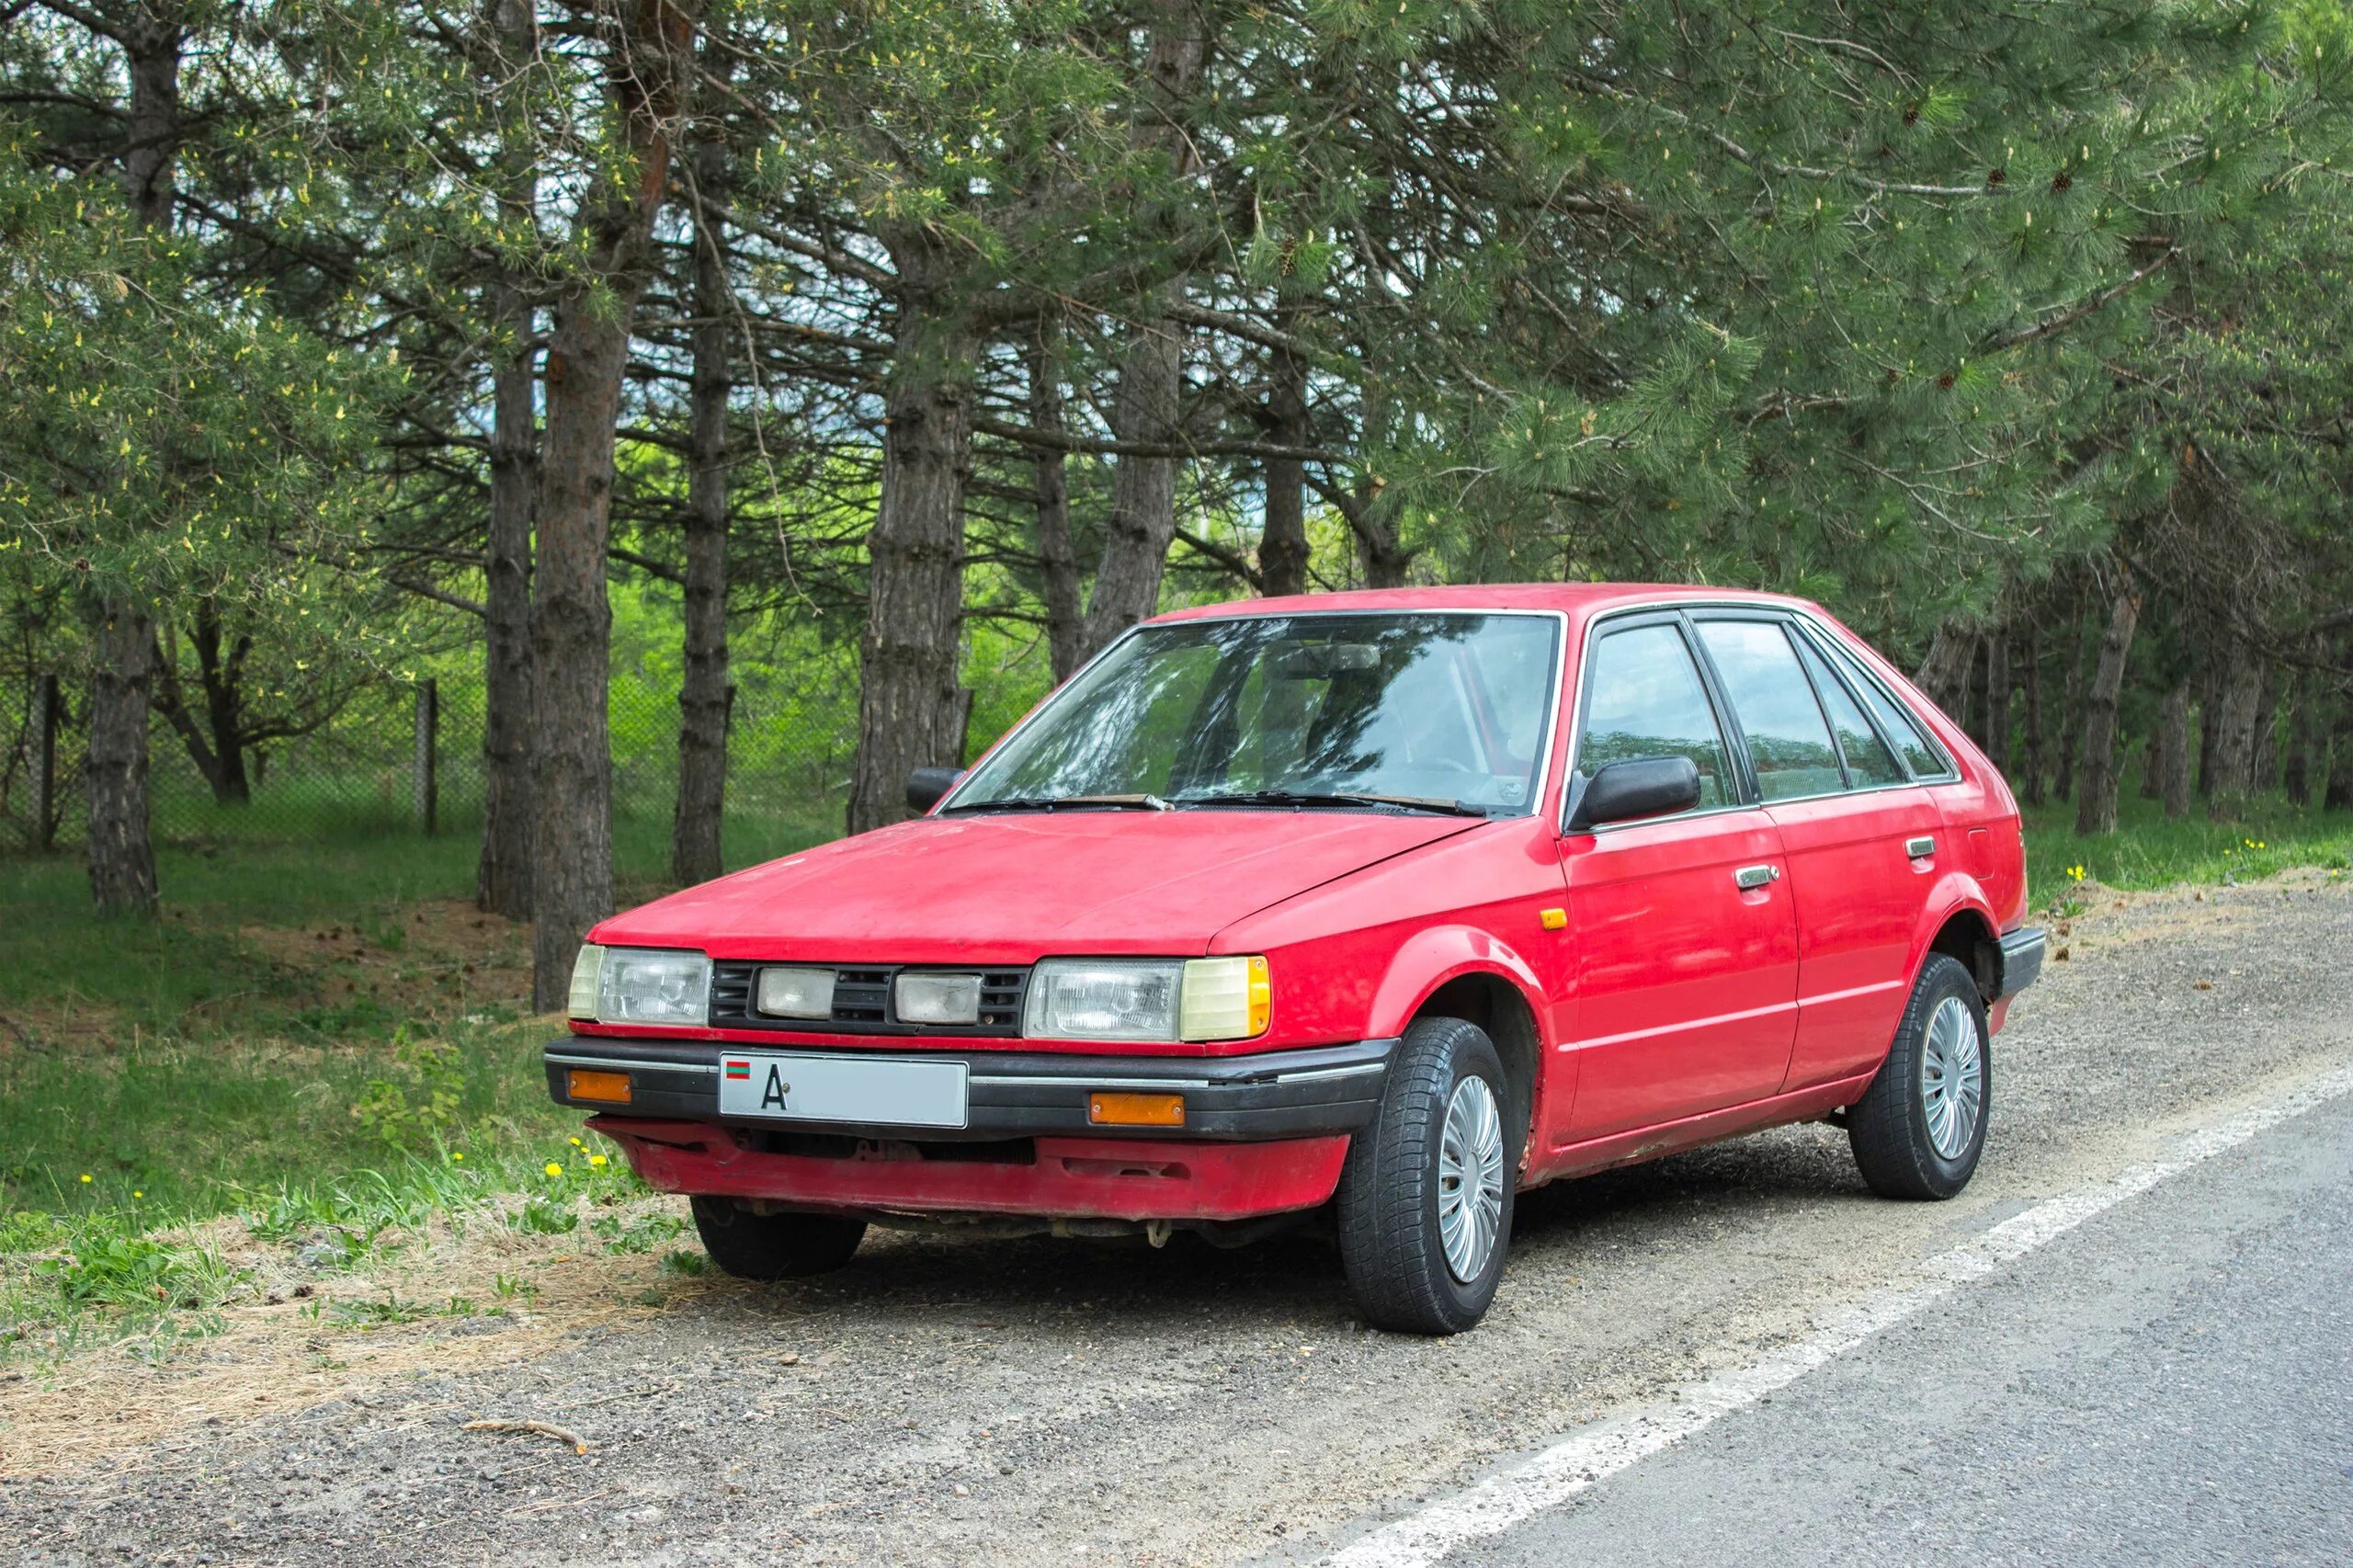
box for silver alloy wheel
[1437,1074,1506,1283]
[1920,994,1984,1160]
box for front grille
[710,960,1029,1037]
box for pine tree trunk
[528,0,698,1009]
[2137,727,2162,801]
[87,600,157,915]
[2073,566,2140,836]
[847,244,976,837]
[1026,330,1083,686]
[2281,670,2313,807]
[1984,626,2011,775]
[2158,681,2192,820]
[2250,667,2280,796]
[1076,3,1207,660]
[476,0,539,921]
[1259,310,1310,600]
[1913,619,1976,723]
[85,5,181,915]
[671,125,731,887]
[2325,671,2353,811]
[2053,633,2086,803]
[2018,623,2046,806]
[2203,647,2262,821]
[2195,665,2221,801]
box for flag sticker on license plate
[715,1051,968,1128]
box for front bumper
[543,1035,1395,1142]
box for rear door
[1691,614,1938,1093]
[1555,615,1800,1146]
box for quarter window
[1793,635,1905,788]
[1577,624,1734,810]
[1696,620,1845,801]
[1809,629,1954,779]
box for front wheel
[689,1197,866,1279]
[1337,1017,1518,1335]
[1847,953,1990,1199]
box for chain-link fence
[1,652,866,856]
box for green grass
[2022,787,2353,904]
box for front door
[1554,618,1800,1147]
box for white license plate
[717,1051,968,1129]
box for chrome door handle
[1905,835,1937,858]
[1733,863,1781,890]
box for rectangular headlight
[1021,957,1272,1043]
[1023,959,1184,1042]
[896,971,983,1025]
[568,943,606,1019]
[594,948,710,1026]
[756,966,836,1019]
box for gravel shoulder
[4,871,2348,1566]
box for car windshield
[949,612,1561,816]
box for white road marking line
[1326,1061,2353,1568]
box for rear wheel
[1337,1016,1518,1335]
[1847,953,1989,1199]
[689,1197,866,1279]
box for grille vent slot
[708,960,1029,1038]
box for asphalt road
[1435,1089,2353,1568]
[4,871,2351,1566]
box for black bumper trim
[1991,926,2046,1000]
[545,1036,1396,1142]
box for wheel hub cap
[1438,1075,1506,1283]
[1921,994,1984,1160]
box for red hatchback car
[548,586,2043,1333]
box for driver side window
[1577,624,1733,810]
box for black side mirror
[1565,756,1701,833]
[905,767,964,814]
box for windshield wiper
[943,793,1173,813]
[1171,789,1495,818]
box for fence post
[414,677,438,835]
[30,672,58,851]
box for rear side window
[1793,635,1905,788]
[1578,623,1734,809]
[1695,620,1845,801]
[1808,627,1955,780]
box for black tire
[689,1197,867,1279]
[1847,953,1991,1199]
[1337,1016,1518,1335]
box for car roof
[1149,583,1816,625]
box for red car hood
[591,811,1481,963]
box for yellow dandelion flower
[569,1137,584,1148]
[78,1173,91,1184]
[451,1151,464,1162]
[544,1162,564,1178]
[133,1190,144,1199]
[589,1153,608,1168]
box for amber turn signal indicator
[1539,907,1568,930]
[565,1068,632,1105]
[1087,1091,1185,1128]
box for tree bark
[1983,625,2011,775]
[1026,329,1084,686]
[2195,664,2221,801]
[1076,4,1207,659]
[528,0,699,1009]
[1913,619,1976,723]
[2073,564,2140,836]
[1259,307,1311,600]
[2053,635,2086,803]
[670,118,731,887]
[84,3,182,915]
[2250,666,2280,795]
[476,0,540,921]
[149,601,253,805]
[2158,681,2191,820]
[2281,669,2313,807]
[846,240,977,837]
[87,601,157,915]
[2203,644,2263,820]
[2325,665,2353,811]
[2019,622,2046,805]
